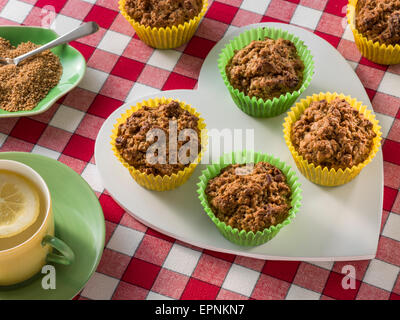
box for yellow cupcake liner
[283,92,382,187]
[347,0,400,65]
[119,0,208,49]
[111,97,208,191]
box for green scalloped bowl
[0,26,86,118]
[197,150,302,246]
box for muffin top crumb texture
[205,162,292,233]
[124,0,203,29]
[225,38,304,101]
[355,0,400,46]
[291,98,377,170]
[115,100,201,176]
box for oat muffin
[225,38,305,101]
[356,0,400,46]
[291,98,377,170]
[124,0,203,29]
[205,162,292,233]
[114,100,201,176]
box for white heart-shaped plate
[95,23,383,261]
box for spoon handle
[14,22,99,65]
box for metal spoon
[0,21,99,66]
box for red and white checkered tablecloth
[0,0,399,300]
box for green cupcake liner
[218,27,315,118]
[197,150,302,246]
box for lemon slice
[0,171,40,238]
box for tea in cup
[0,160,74,286]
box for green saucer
[0,26,86,118]
[0,152,105,300]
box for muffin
[355,0,400,46]
[119,0,208,49]
[197,151,302,246]
[283,92,382,186]
[124,0,203,29]
[205,162,292,233]
[218,27,314,118]
[291,98,376,170]
[347,0,400,64]
[225,38,305,102]
[111,98,207,191]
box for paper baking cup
[347,0,400,65]
[283,92,382,187]
[218,27,314,118]
[197,150,302,246]
[119,0,208,49]
[111,97,208,191]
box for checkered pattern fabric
[0,0,399,300]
